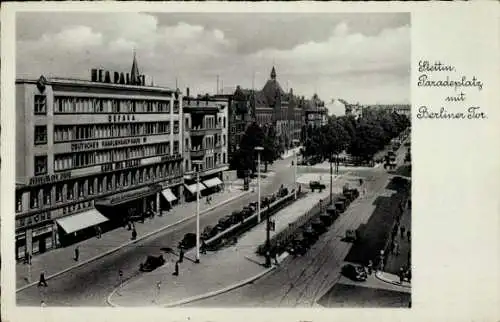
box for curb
[375,271,411,289]
[106,264,277,308]
[16,191,251,293]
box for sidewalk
[108,174,354,307]
[375,271,411,289]
[16,188,249,291]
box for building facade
[15,58,184,259]
[182,92,229,200]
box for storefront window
[78,180,85,198]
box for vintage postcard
[1,2,499,322]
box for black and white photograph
[12,11,412,308]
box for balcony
[190,147,206,158]
[189,126,222,136]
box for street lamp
[292,139,300,200]
[192,160,204,264]
[254,146,264,223]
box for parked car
[302,225,319,243]
[179,233,197,249]
[326,206,338,218]
[309,181,326,192]
[287,236,309,256]
[344,229,358,242]
[140,255,166,272]
[217,215,233,230]
[335,201,346,213]
[201,226,216,240]
[319,213,333,226]
[311,218,327,234]
[342,264,368,281]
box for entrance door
[39,237,47,253]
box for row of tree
[301,109,410,164]
[230,122,280,176]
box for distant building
[303,94,328,129]
[15,55,184,260]
[343,100,364,120]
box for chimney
[104,71,111,83]
[98,69,103,82]
[186,87,190,97]
[114,72,120,83]
[91,69,98,82]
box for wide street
[181,143,410,308]
[16,155,298,306]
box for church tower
[130,50,141,85]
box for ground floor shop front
[15,182,183,261]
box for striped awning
[56,209,108,234]
[203,177,223,188]
[161,188,177,202]
[184,182,207,194]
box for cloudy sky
[16,12,410,106]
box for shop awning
[184,183,206,194]
[203,177,223,188]
[95,185,162,207]
[56,209,109,234]
[161,188,177,202]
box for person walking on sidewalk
[399,266,405,284]
[96,226,102,239]
[38,271,48,287]
[154,281,161,303]
[74,246,80,261]
[172,261,179,276]
[367,260,373,275]
[201,240,207,254]
[179,248,184,263]
[131,228,137,240]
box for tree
[262,124,279,172]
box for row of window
[52,142,179,172]
[17,162,182,212]
[52,96,179,114]
[50,121,179,143]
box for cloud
[16,12,410,105]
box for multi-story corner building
[15,56,184,260]
[182,91,229,201]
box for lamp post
[292,139,299,200]
[255,146,264,224]
[192,160,204,264]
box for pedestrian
[179,248,184,263]
[172,261,179,276]
[155,281,161,302]
[96,226,102,239]
[359,178,363,186]
[131,228,137,240]
[400,226,405,238]
[74,246,79,261]
[274,252,279,266]
[407,230,411,242]
[367,260,373,275]
[127,221,132,231]
[38,271,48,287]
[399,267,405,284]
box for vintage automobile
[178,233,197,249]
[345,229,358,242]
[287,235,309,256]
[319,213,333,226]
[140,255,166,272]
[302,225,319,244]
[341,264,368,281]
[311,218,327,234]
[309,181,326,192]
[201,226,217,240]
[217,215,234,230]
[326,206,338,218]
[335,200,346,213]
